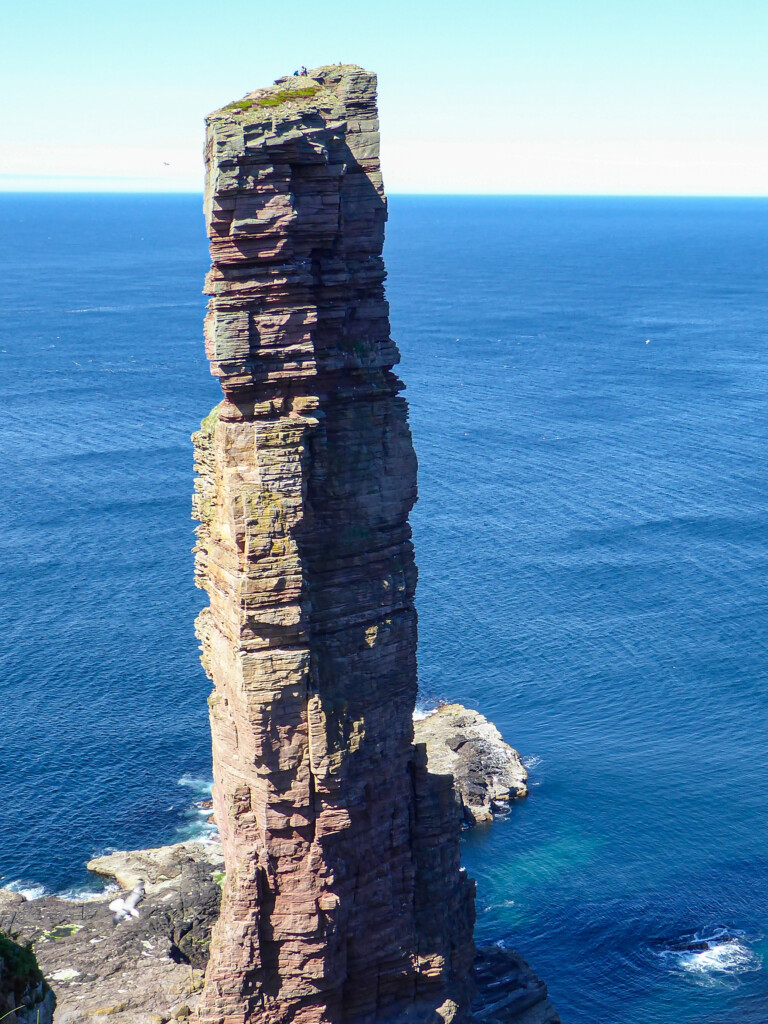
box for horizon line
[1,189,768,200]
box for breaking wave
[2,879,48,901]
[653,927,762,986]
[175,775,218,844]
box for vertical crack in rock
[194,65,475,1024]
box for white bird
[109,881,145,923]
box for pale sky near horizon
[2,0,767,195]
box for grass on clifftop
[258,85,319,107]
[223,85,320,114]
[223,99,252,113]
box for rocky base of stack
[0,708,558,1024]
[1,860,557,1024]
[473,948,560,1024]
[0,843,223,1024]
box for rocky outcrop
[193,65,475,1024]
[87,840,224,893]
[473,948,559,1024]
[414,707,528,824]
[0,843,224,1024]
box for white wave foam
[197,830,221,845]
[658,928,761,985]
[3,880,48,901]
[413,708,439,722]
[480,897,516,915]
[174,819,220,845]
[677,939,760,977]
[178,775,214,797]
[56,882,118,903]
[522,755,542,770]
[174,776,218,845]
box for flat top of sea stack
[208,64,372,125]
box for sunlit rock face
[193,65,475,1024]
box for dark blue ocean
[1,194,767,1023]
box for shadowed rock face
[193,66,475,1024]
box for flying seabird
[109,881,145,923]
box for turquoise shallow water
[1,194,768,1022]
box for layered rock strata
[193,66,475,1024]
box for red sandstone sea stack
[193,65,476,1024]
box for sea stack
[193,66,476,1024]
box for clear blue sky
[2,0,766,194]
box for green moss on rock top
[257,85,319,107]
[209,64,366,123]
[199,403,222,436]
[218,83,322,119]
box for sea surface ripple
[1,194,767,1023]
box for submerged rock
[415,705,528,824]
